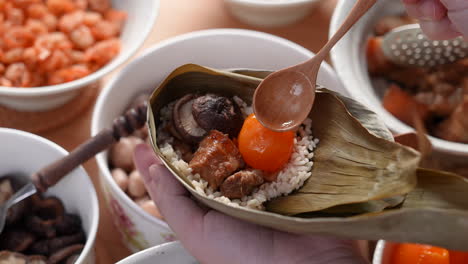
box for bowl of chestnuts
[0,128,99,264]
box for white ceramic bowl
[116,242,197,264]
[0,0,159,112]
[329,0,468,160]
[372,240,396,264]
[224,0,321,27]
[0,128,99,264]
[91,28,348,252]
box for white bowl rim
[92,27,341,228]
[0,0,160,97]
[116,241,193,263]
[372,240,386,264]
[225,0,319,6]
[329,0,468,157]
[0,127,99,264]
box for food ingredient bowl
[0,128,99,263]
[329,0,468,163]
[0,0,159,111]
[92,28,347,252]
[116,242,197,264]
[223,0,321,27]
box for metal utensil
[0,180,36,232]
[381,24,468,67]
[0,102,147,234]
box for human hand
[134,144,369,264]
[402,0,468,40]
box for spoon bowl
[253,0,377,131]
[253,69,315,131]
[0,176,36,232]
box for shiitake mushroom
[172,94,207,144]
[171,93,244,144]
[192,94,244,138]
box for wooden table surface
[38,0,348,263]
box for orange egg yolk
[238,114,294,173]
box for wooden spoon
[253,0,377,132]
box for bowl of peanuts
[0,0,159,111]
[0,127,99,263]
[91,28,346,252]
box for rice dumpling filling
[157,93,318,210]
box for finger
[133,144,206,242]
[133,143,161,180]
[404,0,447,21]
[419,16,461,39]
[148,164,208,247]
[440,0,468,10]
[444,4,468,37]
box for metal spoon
[381,24,468,67]
[0,102,148,234]
[253,0,376,132]
[0,180,36,232]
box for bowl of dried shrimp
[0,0,159,111]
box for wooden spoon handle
[315,0,376,61]
[32,103,148,193]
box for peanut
[128,170,146,198]
[111,168,128,192]
[139,200,163,220]
[109,136,143,172]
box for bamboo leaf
[266,92,420,215]
[147,64,468,251]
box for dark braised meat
[189,130,244,189]
[192,94,244,138]
[434,97,468,143]
[172,139,194,163]
[221,170,264,199]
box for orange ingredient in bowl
[391,243,449,264]
[390,243,468,264]
[382,84,430,126]
[0,0,126,88]
[238,113,294,174]
[449,250,468,264]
